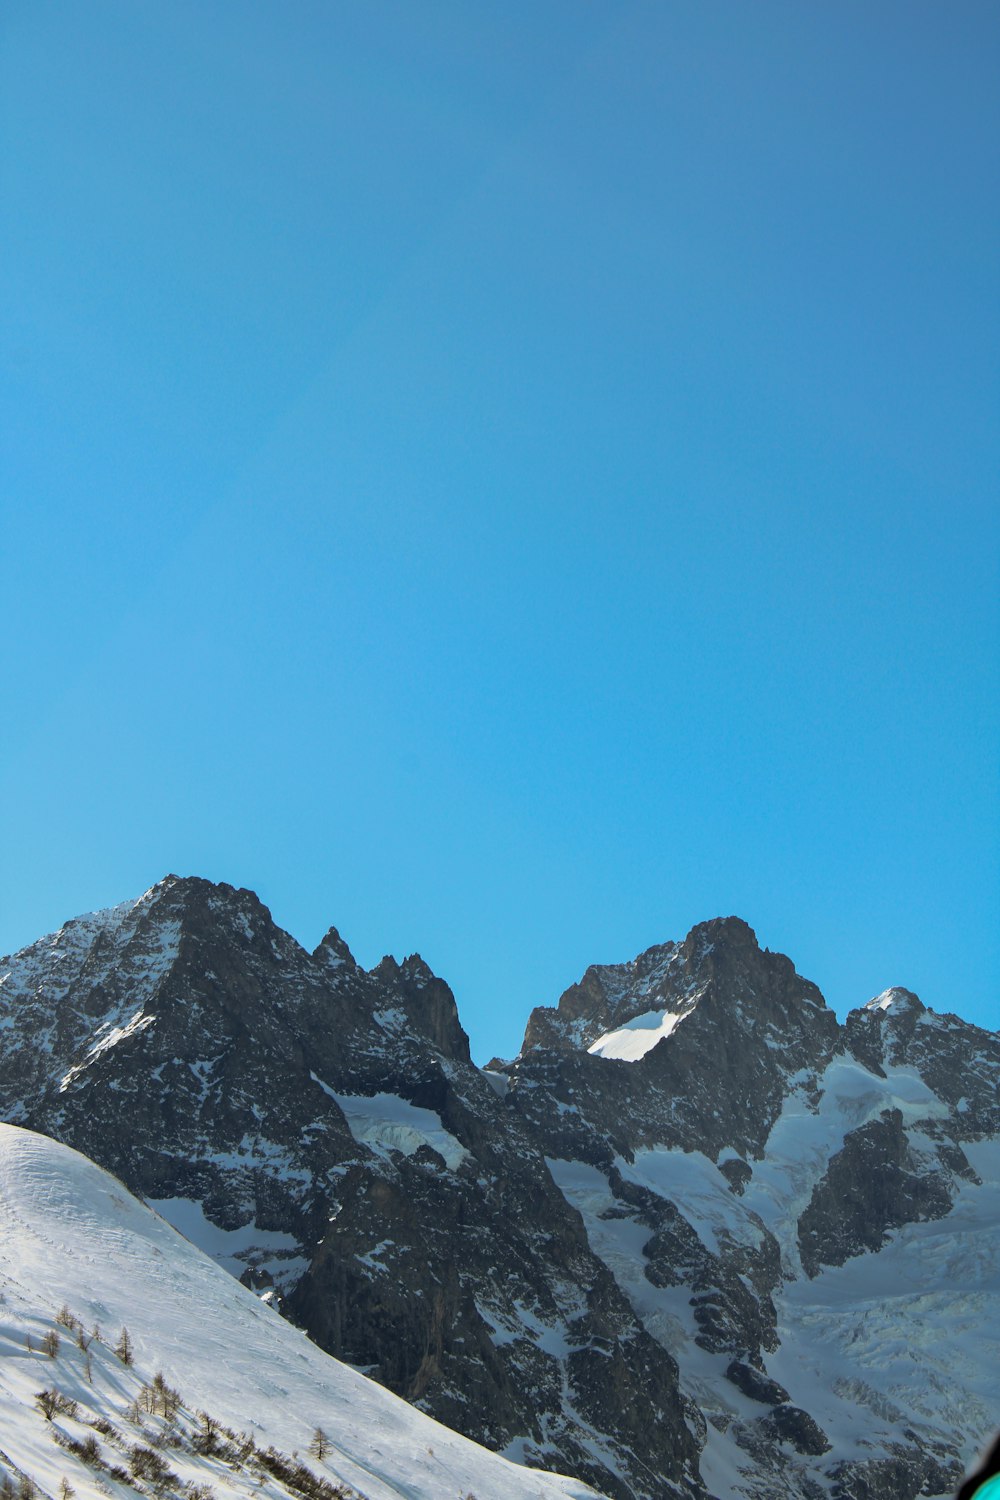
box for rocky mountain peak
[846,986,932,1072]
[372,952,471,1063]
[682,913,759,955]
[146,871,266,919]
[506,917,845,1175]
[517,915,832,1068]
[844,982,1000,1138]
[865,985,925,1015]
[1,879,996,1500]
[126,873,309,967]
[399,952,435,983]
[314,924,358,969]
[677,913,818,1002]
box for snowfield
[550,1051,1000,1500]
[0,1124,601,1500]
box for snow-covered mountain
[0,878,699,1500]
[505,919,1000,1497]
[1,879,997,1500]
[0,1122,598,1500]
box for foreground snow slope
[0,1124,599,1500]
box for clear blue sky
[2,1,998,1061]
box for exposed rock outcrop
[1,880,996,1500]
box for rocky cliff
[502,918,999,1497]
[1,879,996,1500]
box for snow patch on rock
[312,1077,470,1171]
[587,1006,688,1061]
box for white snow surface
[767,1134,1000,1480]
[0,1124,598,1500]
[586,1007,687,1061]
[865,987,917,1014]
[742,1054,950,1275]
[312,1079,470,1171]
[548,1050,1000,1497]
[0,885,179,1011]
[573,944,706,1060]
[144,1195,305,1285]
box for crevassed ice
[311,1075,470,1171]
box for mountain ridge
[1,874,996,1500]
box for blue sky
[2,1,997,1060]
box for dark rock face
[511,917,841,1165]
[499,920,998,1498]
[828,1445,964,1500]
[369,953,472,1064]
[1,881,997,1500]
[725,1359,790,1406]
[797,1108,954,1276]
[0,876,700,1500]
[758,1405,831,1456]
[847,987,1000,1138]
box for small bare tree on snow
[35,1389,58,1421]
[194,1410,220,1455]
[309,1428,331,1461]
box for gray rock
[725,1359,790,1405]
[1,880,996,1500]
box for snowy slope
[0,1123,600,1500]
[548,1054,1000,1499]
